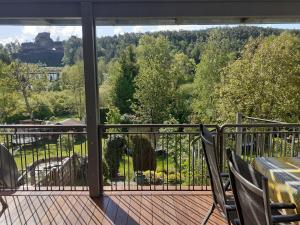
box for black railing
[99,124,219,191]
[220,123,300,172]
[1,123,300,192]
[0,125,88,191]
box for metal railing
[220,123,300,172]
[1,123,300,192]
[0,125,88,191]
[99,124,219,191]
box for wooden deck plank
[0,190,227,225]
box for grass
[48,115,81,122]
[13,142,87,170]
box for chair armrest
[233,219,240,225]
[270,202,296,210]
[224,179,231,191]
[272,214,300,223]
[220,173,229,178]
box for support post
[236,112,243,156]
[81,2,103,196]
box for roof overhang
[0,0,299,25]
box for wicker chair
[228,151,300,225]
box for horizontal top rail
[99,124,218,128]
[241,115,285,124]
[0,125,86,129]
[220,123,300,130]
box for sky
[0,23,300,44]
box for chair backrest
[0,144,19,188]
[200,124,227,212]
[228,160,272,225]
[226,149,263,188]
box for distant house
[45,67,62,81]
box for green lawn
[13,142,87,170]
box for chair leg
[0,196,7,217]
[201,203,216,225]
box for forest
[0,26,300,124]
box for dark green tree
[62,36,82,65]
[108,45,138,114]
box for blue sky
[0,24,299,44]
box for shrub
[168,172,182,184]
[32,103,53,120]
[59,134,74,152]
[143,170,164,184]
[102,160,109,183]
[104,136,126,178]
[131,135,156,172]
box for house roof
[0,0,299,25]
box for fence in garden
[1,122,300,192]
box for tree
[192,29,235,123]
[0,61,19,122]
[7,61,47,119]
[97,57,108,85]
[108,45,138,114]
[0,44,10,64]
[170,53,195,123]
[62,36,82,65]
[61,61,85,120]
[218,32,300,122]
[133,35,174,123]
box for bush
[143,170,164,185]
[102,160,109,183]
[168,172,182,184]
[131,135,156,172]
[6,113,29,124]
[33,103,53,120]
[104,136,126,178]
[59,134,74,152]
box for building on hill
[45,67,62,81]
[13,32,64,67]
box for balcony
[1,121,300,224]
[1,190,227,225]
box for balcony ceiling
[0,0,299,25]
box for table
[254,157,300,221]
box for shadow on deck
[0,190,227,225]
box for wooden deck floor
[0,191,227,225]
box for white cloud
[0,37,20,45]
[132,26,143,33]
[21,26,82,42]
[113,27,124,35]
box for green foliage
[59,134,74,152]
[62,36,82,65]
[98,57,108,85]
[108,45,138,114]
[104,136,126,178]
[143,170,164,185]
[133,35,175,123]
[192,29,235,123]
[218,32,300,123]
[130,135,156,171]
[32,103,53,120]
[6,61,49,119]
[0,44,10,64]
[106,107,121,124]
[61,61,85,120]
[168,172,182,184]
